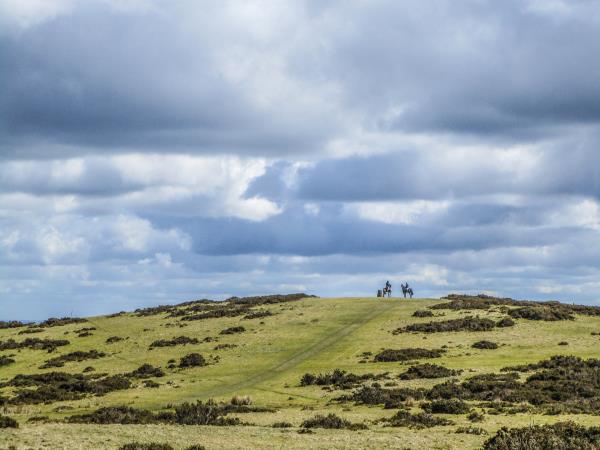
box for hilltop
[2,294,600,449]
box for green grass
[2,296,600,449]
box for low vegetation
[149,336,199,348]
[483,421,600,450]
[374,348,445,362]
[127,364,165,378]
[0,337,70,351]
[0,414,19,428]
[179,353,207,368]
[471,340,498,350]
[399,364,461,380]
[394,317,497,334]
[300,369,388,389]
[382,411,453,429]
[301,413,366,430]
[220,326,245,335]
[40,350,106,368]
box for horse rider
[385,280,391,294]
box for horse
[401,283,414,299]
[382,285,392,297]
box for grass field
[2,295,600,449]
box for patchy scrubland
[2,293,600,449]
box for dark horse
[401,283,414,298]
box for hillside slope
[2,295,600,449]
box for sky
[2,0,600,319]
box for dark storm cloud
[0,2,337,159]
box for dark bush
[343,385,427,408]
[495,318,515,328]
[0,356,15,367]
[508,306,574,321]
[0,320,25,329]
[149,336,199,348]
[2,372,131,404]
[299,369,387,389]
[40,350,106,368]
[558,341,569,346]
[243,310,274,320]
[0,414,19,428]
[471,340,499,350]
[119,444,173,450]
[106,336,124,344]
[220,326,245,335]
[68,406,159,424]
[383,411,453,429]
[214,343,237,350]
[173,400,240,426]
[399,364,460,380]
[36,317,87,328]
[0,338,70,351]
[179,353,207,368]
[127,364,165,378]
[413,310,434,318]
[374,348,445,362]
[468,411,485,422]
[302,413,365,430]
[483,422,600,450]
[18,328,43,334]
[395,317,496,334]
[143,380,160,388]
[456,426,487,435]
[422,399,471,414]
[273,421,293,428]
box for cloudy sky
[2,0,600,319]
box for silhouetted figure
[401,283,414,298]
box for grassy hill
[2,294,600,449]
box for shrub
[344,385,427,408]
[40,350,106,368]
[456,426,487,435]
[299,369,387,389]
[0,356,15,367]
[106,336,124,344]
[0,414,19,428]
[149,336,199,348]
[0,321,25,329]
[243,310,273,320]
[18,328,44,334]
[558,341,569,346]
[3,372,131,404]
[36,317,87,328]
[68,406,159,424]
[174,400,240,426]
[495,317,515,328]
[0,338,70,351]
[119,444,173,450]
[374,348,445,362]
[483,422,600,450]
[273,421,293,428]
[471,340,499,350]
[468,411,485,422]
[231,395,252,406]
[422,399,471,414]
[127,364,165,378]
[399,364,460,380]
[302,413,365,430]
[413,310,434,318]
[220,326,245,335]
[383,411,453,429]
[143,380,160,388]
[508,306,574,321]
[395,317,496,334]
[179,353,207,368]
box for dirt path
[200,299,397,399]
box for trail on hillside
[199,300,397,399]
